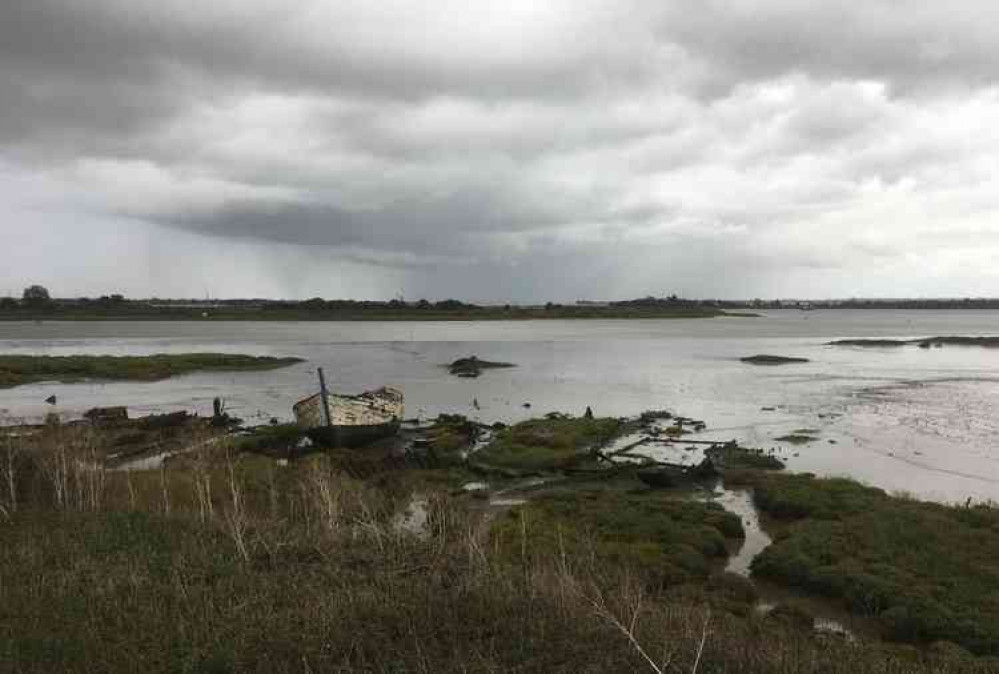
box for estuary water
[3,310,999,503]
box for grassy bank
[828,336,999,348]
[1,423,996,671]
[475,415,622,470]
[493,489,743,586]
[8,508,977,673]
[735,472,999,656]
[0,353,304,389]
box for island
[447,356,516,378]
[0,353,304,389]
[828,336,999,348]
[740,354,810,365]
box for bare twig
[589,590,666,674]
[159,465,171,516]
[4,436,17,513]
[225,455,250,562]
[691,609,711,674]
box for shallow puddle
[116,451,173,471]
[394,495,429,535]
[463,429,495,458]
[604,426,711,466]
[489,497,527,507]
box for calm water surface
[3,310,999,503]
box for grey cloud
[782,82,895,147]
[160,193,525,256]
[0,1,652,104]
[3,1,999,300]
[660,1,999,94]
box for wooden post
[317,367,341,447]
[317,368,332,428]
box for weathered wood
[294,386,404,448]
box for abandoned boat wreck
[293,371,404,447]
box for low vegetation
[493,489,743,586]
[774,434,818,445]
[741,472,999,657]
[231,423,308,455]
[773,429,821,445]
[740,355,810,365]
[1,423,996,671]
[828,336,999,348]
[447,355,516,377]
[426,413,479,459]
[474,415,622,470]
[922,336,999,347]
[827,339,910,347]
[0,353,304,389]
[707,444,787,470]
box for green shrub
[492,489,742,585]
[749,473,999,655]
[476,416,622,469]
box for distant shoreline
[0,315,756,322]
[12,296,999,322]
[0,306,754,322]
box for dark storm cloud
[0,1,644,105]
[2,1,999,299]
[166,189,568,256]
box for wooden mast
[317,367,332,428]
[317,367,342,446]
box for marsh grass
[491,489,744,587]
[773,435,818,445]
[742,473,999,656]
[0,353,304,389]
[476,416,622,470]
[230,423,306,455]
[426,414,479,459]
[0,427,996,672]
[708,445,786,470]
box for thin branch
[589,594,665,674]
[691,609,711,674]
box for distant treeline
[4,292,998,321]
[0,294,733,321]
[726,298,999,310]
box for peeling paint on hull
[293,386,404,447]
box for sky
[2,1,999,301]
